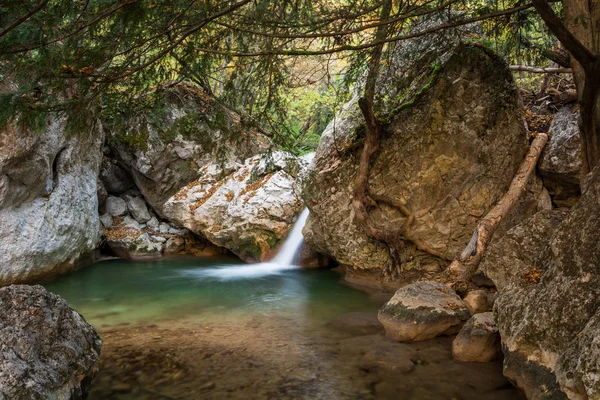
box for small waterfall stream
[187,208,310,280]
[271,208,310,265]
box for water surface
[44,256,378,327]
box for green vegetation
[0,0,583,155]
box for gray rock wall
[0,118,103,285]
[491,165,600,399]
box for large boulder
[107,85,268,216]
[492,165,600,399]
[452,312,501,363]
[302,38,545,279]
[164,151,310,261]
[538,105,582,207]
[377,281,470,342]
[0,285,102,399]
[0,116,103,285]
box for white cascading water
[187,208,310,280]
[271,208,310,265]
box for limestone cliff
[0,117,103,285]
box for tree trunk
[352,0,399,277]
[556,0,600,173]
[447,133,549,289]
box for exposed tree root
[447,133,549,292]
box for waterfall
[185,208,310,280]
[271,208,309,265]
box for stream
[43,256,522,400]
[43,211,522,399]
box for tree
[532,0,600,174]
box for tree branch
[531,0,596,69]
[447,133,549,290]
[509,65,572,73]
[0,0,50,39]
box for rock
[302,30,542,281]
[99,158,135,195]
[0,285,101,399]
[107,85,268,216]
[106,233,163,259]
[165,237,185,254]
[164,151,309,261]
[538,105,582,207]
[158,222,171,234]
[147,216,160,231]
[377,281,470,342]
[297,245,333,268]
[168,227,184,235]
[463,289,495,315]
[151,235,167,243]
[105,196,128,217]
[125,195,152,223]
[452,312,500,362]
[123,215,141,230]
[480,209,568,291]
[0,115,103,285]
[493,165,600,399]
[99,213,113,228]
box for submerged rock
[164,151,310,262]
[538,105,582,207]
[452,312,500,362]
[377,281,470,342]
[492,165,600,399]
[0,116,103,285]
[0,285,101,399]
[302,30,544,280]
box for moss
[381,61,443,125]
[265,231,280,249]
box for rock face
[164,151,309,262]
[538,106,582,207]
[452,312,500,363]
[0,117,103,285]
[0,285,101,399]
[377,281,470,342]
[480,209,568,291]
[491,165,600,399]
[302,36,543,278]
[108,85,268,216]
